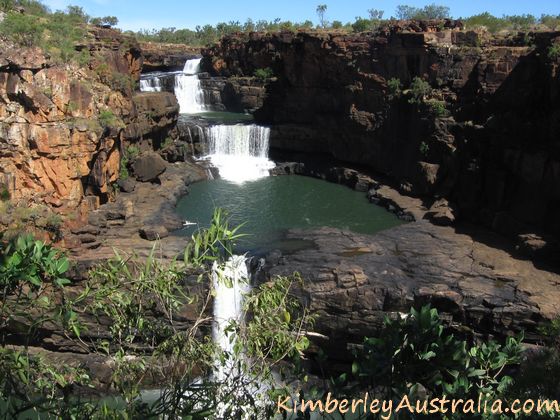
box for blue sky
[42,0,560,32]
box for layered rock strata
[203,26,560,259]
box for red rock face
[0,27,177,214]
[204,28,560,246]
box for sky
[41,0,560,32]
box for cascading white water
[139,76,162,92]
[175,58,207,114]
[211,255,250,356]
[204,124,275,183]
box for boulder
[132,152,167,182]
[117,178,136,193]
[139,225,169,241]
[424,198,456,226]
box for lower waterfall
[211,255,249,359]
[204,124,275,183]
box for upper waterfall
[139,76,162,92]
[175,58,207,114]
[139,58,208,114]
[204,124,275,183]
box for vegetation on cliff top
[133,3,560,46]
[0,0,118,63]
[1,0,558,52]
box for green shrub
[549,44,560,60]
[0,12,43,47]
[352,305,523,400]
[161,137,173,149]
[98,110,122,129]
[0,184,9,202]
[351,18,370,32]
[242,273,311,361]
[428,99,448,117]
[408,76,432,104]
[119,155,129,180]
[331,20,343,29]
[86,245,188,349]
[540,14,560,31]
[109,72,136,93]
[386,77,402,100]
[183,208,246,267]
[419,141,430,156]
[14,0,50,15]
[0,234,70,293]
[126,144,140,159]
[253,67,274,81]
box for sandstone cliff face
[0,27,180,213]
[125,92,179,149]
[203,28,560,253]
[140,42,200,72]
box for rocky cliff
[203,25,560,259]
[0,27,180,217]
[140,42,201,72]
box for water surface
[175,176,402,254]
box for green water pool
[175,175,402,254]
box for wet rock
[132,152,167,182]
[139,225,169,241]
[270,162,305,176]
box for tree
[368,8,384,20]
[331,20,343,29]
[316,4,327,28]
[352,17,370,32]
[396,3,450,20]
[101,15,118,27]
[422,3,450,19]
[368,8,385,30]
[65,5,88,23]
[396,5,417,20]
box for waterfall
[211,255,250,355]
[175,58,207,114]
[204,124,275,183]
[139,76,162,92]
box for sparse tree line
[134,3,560,46]
[1,0,559,51]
